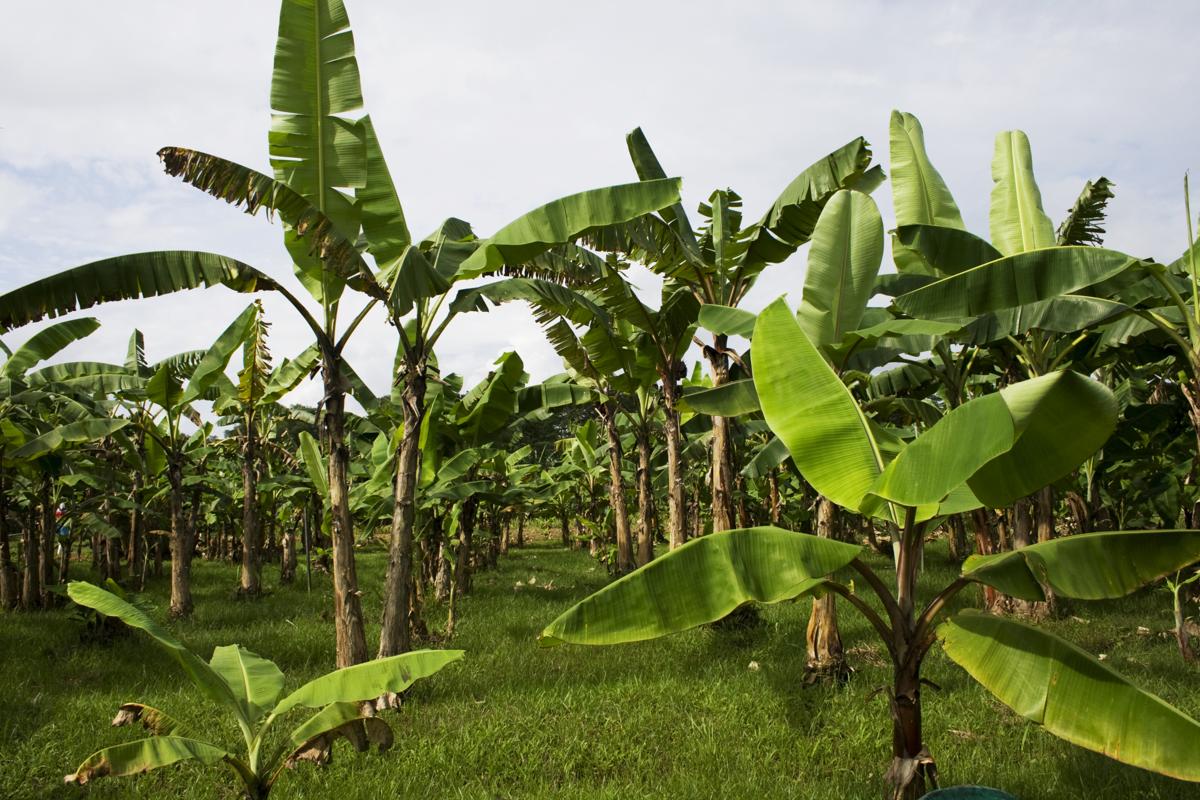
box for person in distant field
[55,504,71,563]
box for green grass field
[2,534,1197,799]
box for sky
[2,1,1199,409]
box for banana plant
[591,127,884,532]
[211,302,319,597]
[63,581,462,799]
[0,317,105,608]
[541,298,1200,799]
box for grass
[2,532,1198,799]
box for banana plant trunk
[239,412,261,597]
[455,495,478,596]
[0,462,15,610]
[705,336,735,532]
[127,460,143,585]
[806,495,846,678]
[661,368,687,549]
[597,401,633,572]
[886,509,937,799]
[635,428,654,567]
[39,475,54,606]
[379,365,426,658]
[166,458,193,617]
[322,363,369,668]
[22,502,39,610]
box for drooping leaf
[963,530,1200,602]
[742,137,879,272]
[66,582,242,717]
[158,148,380,300]
[1056,177,1115,246]
[696,304,756,339]
[742,436,790,480]
[272,649,464,715]
[65,737,235,786]
[990,130,1056,255]
[282,702,393,769]
[2,317,100,379]
[0,252,271,331]
[940,612,1200,782]
[541,527,861,646]
[457,179,683,278]
[753,298,883,512]
[682,379,760,417]
[12,418,130,461]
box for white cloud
[2,0,1199,401]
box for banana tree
[210,303,319,597]
[541,297,1200,799]
[130,306,258,615]
[0,318,105,607]
[591,127,884,531]
[63,581,462,799]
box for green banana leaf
[742,436,790,480]
[457,179,683,278]
[12,418,129,461]
[893,246,1142,320]
[625,127,701,257]
[892,224,1002,276]
[870,371,1114,509]
[743,137,880,272]
[298,431,329,497]
[967,371,1116,508]
[66,582,242,716]
[356,115,410,266]
[888,111,965,230]
[1057,177,1115,246]
[697,304,756,339]
[208,645,285,726]
[961,295,1129,345]
[0,252,270,331]
[962,530,1200,602]
[180,304,258,406]
[540,527,861,646]
[262,344,319,405]
[2,317,100,378]
[269,0,365,241]
[990,131,1056,255]
[66,736,235,786]
[940,611,1200,782]
[753,298,884,512]
[682,379,760,417]
[158,147,379,300]
[271,649,464,715]
[798,190,884,350]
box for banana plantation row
[4,0,1200,798]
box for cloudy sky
[3,1,1198,408]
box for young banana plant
[540,298,1200,799]
[63,581,463,799]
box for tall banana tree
[589,127,884,531]
[542,297,1200,799]
[211,304,319,597]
